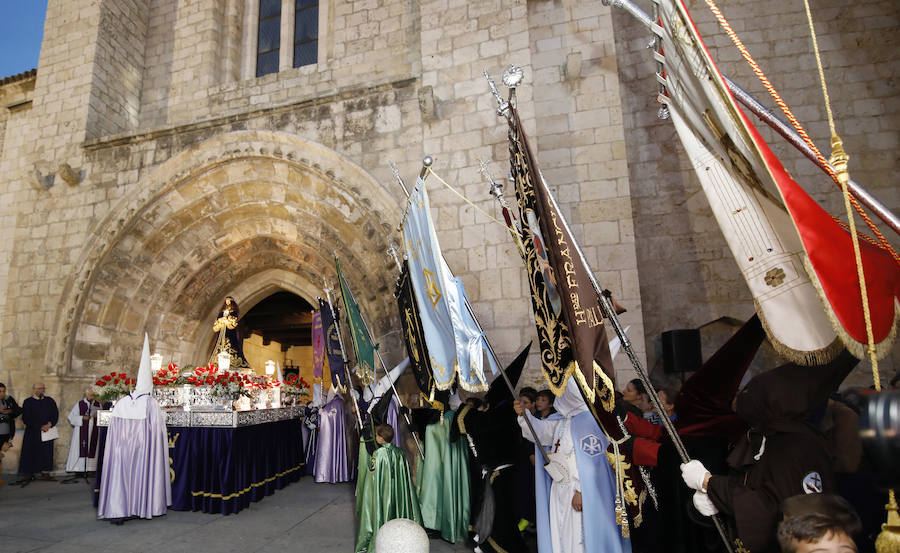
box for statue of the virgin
[209,296,251,370]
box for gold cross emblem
[764,267,786,287]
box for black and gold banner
[507,106,645,526]
[395,260,448,405]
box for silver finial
[389,160,401,182]
[478,158,492,179]
[657,104,670,120]
[483,69,511,118]
[418,156,433,179]
[389,160,410,197]
[479,159,510,208]
[387,243,402,270]
[501,65,524,89]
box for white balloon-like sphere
[373,518,429,553]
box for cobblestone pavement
[0,473,475,553]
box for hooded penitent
[705,349,859,553]
[729,348,858,469]
[314,387,351,484]
[452,342,531,553]
[110,333,153,420]
[527,378,631,553]
[97,333,171,521]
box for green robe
[415,410,470,543]
[355,442,422,553]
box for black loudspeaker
[662,329,702,373]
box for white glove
[680,460,710,491]
[692,491,719,516]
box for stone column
[242,0,261,80]
[280,0,296,71]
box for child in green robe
[355,424,422,553]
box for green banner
[336,258,376,386]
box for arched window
[256,0,282,77]
[293,0,318,68]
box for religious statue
[209,296,251,370]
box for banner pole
[508,97,734,552]
[334,269,425,461]
[394,158,550,465]
[323,278,364,431]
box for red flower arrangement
[92,370,134,402]
[152,362,187,386]
[280,373,310,397]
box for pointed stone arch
[49,130,404,376]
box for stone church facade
[0,0,896,467]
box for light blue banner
[402,179,497,392]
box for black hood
[735,348,858,433]
[484,342,532,407]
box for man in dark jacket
[0,382,22,445]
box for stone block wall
[2,0,896,477]
[415,0,646,388]
[612,0,899,385]
[0,0,648,405]
[85,0,150,139]
[526,0,646,385]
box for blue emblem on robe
[580,433,604,457]
[802,471,823,494]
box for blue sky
[0,1,48,79]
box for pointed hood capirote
[134,333,153,397]
[553,376,588,419]
[484,342,532,408]
[734,348,858,434]
[110,333,155,420]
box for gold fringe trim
[754,298,845,366]
[434,359,490,393]
[188,462,303,500]
[573,368,594,403]
[802,256,900,362]
[546,360,578,398]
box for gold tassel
[876,489,900,553]
[829,135,849,186]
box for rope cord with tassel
[800,0,879,390]
[702,0,899,267]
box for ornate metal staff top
[483,69,511,118]
[389,161,409,198]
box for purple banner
[312,310,324,379]
[318,298,346,388]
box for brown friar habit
[706,349,858,553]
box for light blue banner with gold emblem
[402,178,496,392]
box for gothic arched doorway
[49,131,405,377]
[211,290,314,375]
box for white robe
[519,411,584,553]
[66,399,99,472]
